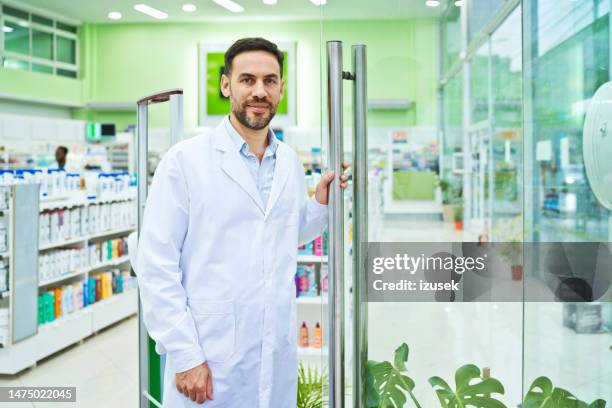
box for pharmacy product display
[38,269,136,326]
[295,233,329,361]
[0,172,138,374]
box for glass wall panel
[4,21,30,56]
[442,72,463,188]
[3,57,28,70]
[32,30,53,60]
[470,45,489,125]
[490,6,523,237]
[442,4,461,74]
[32,63,53,74]
[523,0,611,405]
[468,0,505,40]
[56,36,76,65]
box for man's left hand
[315,162,350,205]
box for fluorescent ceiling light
[309,0,326,5]
[454,0,464,5]
[182,4,197,12]
[425,0,440,6]
[18,21,29,27]
[134,4,169,19]
[263,0,278,4]
[3,26,13,33]
[108,11,122,20]
[212,0,245,12]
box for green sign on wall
[205,51,289,115]
[200,42,295,126]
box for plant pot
[454,220,463,230]
[442,204,455,223]
[511,265,523,281]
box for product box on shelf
[0,259,8,292]
[39,247,88,283]
[296,265,317,297]
[0,309,8,346]
[0,216,7,253]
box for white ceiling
[14,0,444,24]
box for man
[137,37,348,407]
[55,146,69,169]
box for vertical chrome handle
[136,89,184,408]
[352,44,368,408]
[327,40,345,408]
[136,98,150,408]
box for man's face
[221,50,284,130]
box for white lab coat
[137,119,328,408]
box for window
[1,5,79,78]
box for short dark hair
[224,37,284,78]
[57,146,68,155]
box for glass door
[321,0,611,407]
[522,0,612,405]
[321,2,525,407]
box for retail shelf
[0,290,137,374]
[297,346,328,357]
[88,226,135,241]
[297,255,328,263]
[39,268,88,288]
[89,255,130,272]
[39,236,87,251]
[0,252,8,258]
[38,227,135,252]
[0,291,9,298]
[40,194,136,212]
[296,296,328,305]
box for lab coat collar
[212,118,289,218]
[224,115,279,159]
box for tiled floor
[1,219,610,407]
[0,316,138,408]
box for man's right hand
[175,362,214,404]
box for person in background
[55,146,69,169]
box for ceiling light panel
[134,4,169,19]
[212,0,245,12]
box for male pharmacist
[137,37,348,407]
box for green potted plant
[365,340,608,408]
[492,215,524,281]
[453,202,463,231]
[437,178,455,223]
[297,362,327,408]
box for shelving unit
[0,186,138,374]
[295,233,329,365]
[0,289,137,375]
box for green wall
[0,18,439,130]
[0,67,82,107]
[82,18,438,129]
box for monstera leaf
[366,343,422,408]
[428,364,506,408]
[523,377,607,408]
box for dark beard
[232,98,278,130]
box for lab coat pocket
[189,299,236,364]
